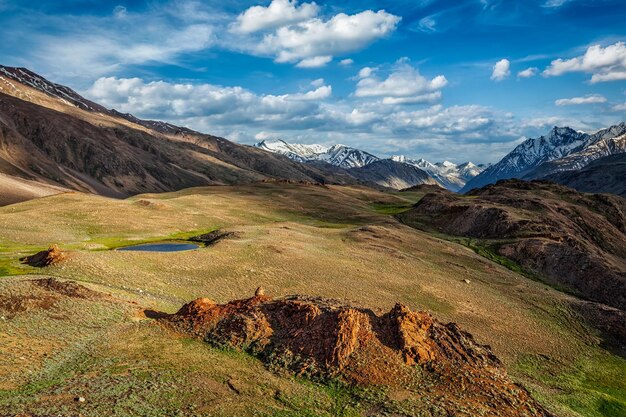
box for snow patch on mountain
[462,123,626,192]
[392,156,485,192]
[254,140,379,168]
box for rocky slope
[163,292,553,417]
[392,156,485,192]
[541,153,626,197]
[525,129,626,180]
[462,123,626,193]
[0,66,365,199]
[347,159,437,189]
[399,180,626,310]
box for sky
[1,0,626,163]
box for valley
[0,65,624,417]
[0,183,624,416]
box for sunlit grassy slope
[0,183,624,416]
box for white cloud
[544,42,626,83]
[355,60,447,105]
[555,94,607,106]
[255,131,275,140]
[85,77,331,123]
[232,0,319,34]
[83,74,522,163]
[113,5,127,19]
[358,67,375,78]
[290,85,332,100]
[310,78,325,87]
[256,10,400,67]
[417,16,436,33]
[295,55,332,68]
[611,102,626,111]
[491,59,510,81]
[517,67,538,78]
[542,0,570,7]
[17,5,217,81]
[339,58,354,66]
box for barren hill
[0,66,362,201]
[399,180,626,310]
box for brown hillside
[398,179,626,310]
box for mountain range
[0,64,624,203]
[462,123,626,193]
[0,65,439,204]
[255,139,485,191]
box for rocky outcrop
[20,245,67,267]
[162,293,553,417]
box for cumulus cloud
[339,58,354,66]
[543,42,626,83]
[82,74,524,163]
[517,67,538,78]
[232,0,319,34]
[491,59,510,81]
[86,77,332,126]
[290,85,332,100]
[354,60,447,105]
[555,94,607,106]
[255,10,400,67]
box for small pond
[116,242,200,252]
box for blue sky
[1,0,626,163]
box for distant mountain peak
[254,139,377,168]
[390,155,484,192]
[462,122,626,193]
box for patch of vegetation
[514,352,626,417]
[370,202,415,215]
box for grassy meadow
[0,183,624,416]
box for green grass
[370,202,415,215]
[514,352,626,417]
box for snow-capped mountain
[256,140,485,191]
[392,156,486,192]
[525,124,626,179]
[254,140,379,169]
[461,123,626,192]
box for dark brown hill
[0,84,358,199]
[542,152,626,198]
[398,180,626,310]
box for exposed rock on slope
[163,293,553,417]
[348,159,437,190]
[20,245,68,267]
[541,153,626,198]
[399,180,626,310]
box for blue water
[117,242,199,252]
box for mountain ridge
[255,139,484,191]
[462,123,626,193]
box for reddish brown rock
[162,293,553,417]
[20,245,67,267]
